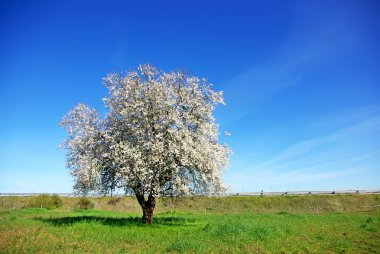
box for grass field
[1,195,379,253]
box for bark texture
[136,194,156,224]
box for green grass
[1,195,379,253]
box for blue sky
[1,0,379,193]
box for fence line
[1,190,379,197]
[229,190,380,196]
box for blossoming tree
[60,64,230,223]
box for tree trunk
[142,205,154,224]
[136,193,156,224]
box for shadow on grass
[36,215,195,227]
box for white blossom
[60,64,231,222]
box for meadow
[0,194,379,253]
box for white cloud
[227,163,378,192]
[226,108,380,191]
[254,115,380,170]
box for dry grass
[1,194,379,214]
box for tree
[60,64,230,224]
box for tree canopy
[60,64,230,223]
